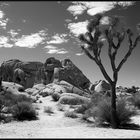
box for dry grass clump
[57,104,65,111]
[44,106,54,114]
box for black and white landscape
[0,1,140,138]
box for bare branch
[117,47,133,72]
[97,60,113,84]
[81,44,113,84]
[79,34,92,46]
[133,35,140,48]
[81,45,95,61]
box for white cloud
[15,33,45,48]
[44,45,57,49]
[57,50,68,54]
[46,33,68,44]
[100,16,110,25]
[67,4,87,16]
[117,1,135,7]
[67,2,135,17]
[14,30,48,48]
[0,36,13,48]
[75,52,84,56]
[68,20,89,37]
[0,10,4,19]
[44,45,68,54]
[8,29,19,38]
[65,19,72,23]
[0,10,9,29]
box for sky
[0,1,140,87]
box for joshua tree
[79,14,140,128]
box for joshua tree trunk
[110,82,118,128]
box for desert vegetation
[79,13,140,128]
[0,91,38,123]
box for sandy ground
[0,96,140,138]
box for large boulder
[58,80,91,98]
[43,57,91,91]
[94,80,111,93]
[53,59,91,91]
[0,81,32,99]
[25,88,40,96]
[2,81,24,92]
[33,83,46,90]
[58,93,90,105]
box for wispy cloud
[8,29,19,38]
[0,10,9,29]
[67,2,135,17]
[67,4,87,16]
[0,36,13,48]
[46,33,68,44]
[44,45,68,54]
[68,20,89,37]
[15,33,44,48]
[75,52,84,56]
[14,30,48,48]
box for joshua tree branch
[117,35,140,72]
[117,47,133,72]
[96,60,113,84]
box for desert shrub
[57,104,65,111]
[0,93,32,107]
[74,103,90,114]
[11,101,38,121]
[51,92,61,101]
[88,97,136,127]
[64,110,78,118]
[44,106,54,114]
[126,86,137,94]
[133,93,140,109]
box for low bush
[57,104,65,111]
[133,93,140,109]
[44,106,54,114]
[74,103,90,114]
[11,101,38,121]
[64,110,78,118]
[88,97,136,127]
[0,93,32,107]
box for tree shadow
[119,123,140,130]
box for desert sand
[0,96,140,138]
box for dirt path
[0,96,140,138]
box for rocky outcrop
[0,59,43,89]
[0,57,92,92]
[94,80,111,93]
[43,57,91,91]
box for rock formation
[0,59,43,89]
[0,57,92,92]
[94,80,111,93]
[43,57,91,91]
